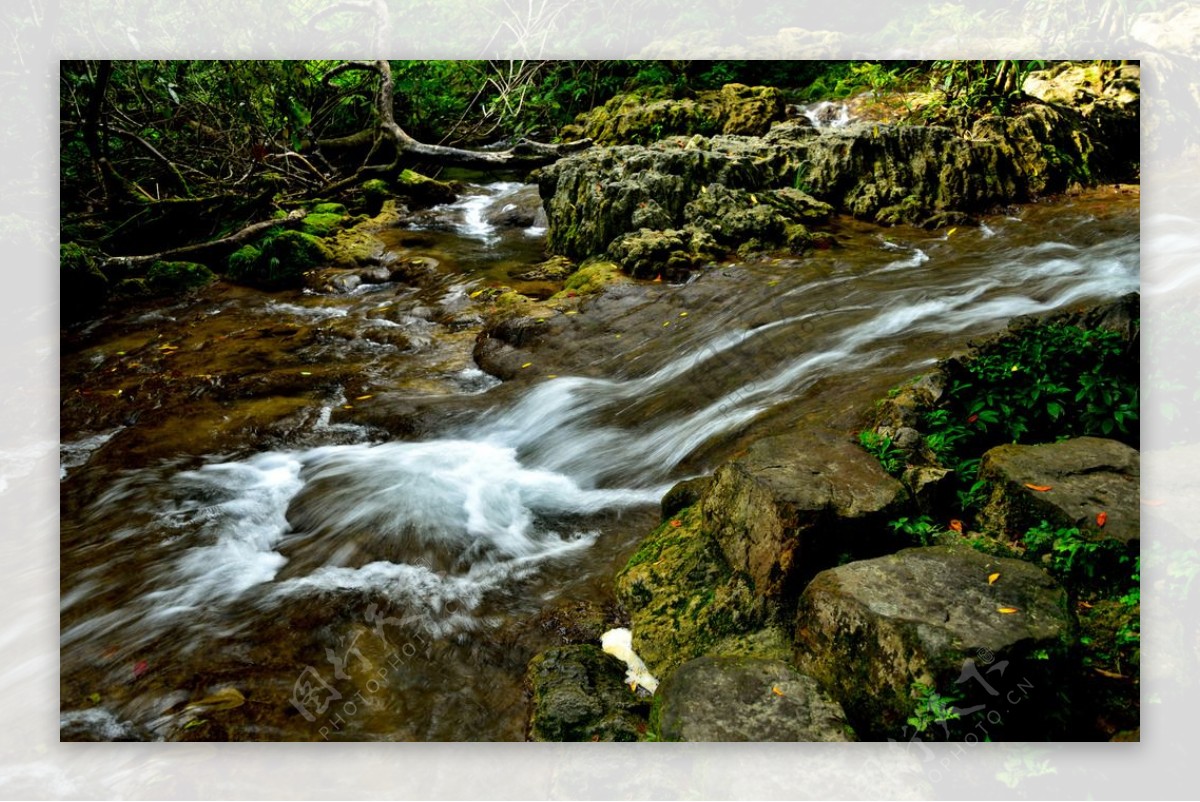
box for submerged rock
[977,437,1140,548]
[793,545,1073,739]
[701,426,909,602]
[656,656,854,742]
[526,644,649,741]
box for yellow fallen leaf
[342,404,353,409]
[946,227,957,237]
[771,686,784,697]
[750,194,758,204]
[663,321,671,327]
[185,687,245,712]
[679,311,688,317]
[469,289,485,298]
[300,371,312,376]
[988,572,1000,585]
[520,362,533,369]
[355,394,373,401]
[997,606,1019,614]
[546,374,558,379]
[565,310,578,315]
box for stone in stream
[526,644,650,741]
[614,506,765,678]
[793,545,1073,740]
[656,656,855,742]
[538,67,1138,267]
[976,436,1140,549]
[701,426,909,603]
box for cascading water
[59,183,1138,740]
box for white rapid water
[418,181,531,245]
[60,198,1139,684]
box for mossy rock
[300,212,346,237]
[60,242,109,321]
[526,645,650,741]
[555,259,628,297]
[361,179,391,215]
[146,260,216,294]
[310,202,348,216]
[615,505,765,677]
[225,230,331,289]
[395,169,457,207]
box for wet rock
[661,476,712,520]
[526,644,649,741]
[794,545,1073,739]
[556,259,629,297]
[657,656,855,742]
[388,256,441,285]
[514,255,575,282]
[614,506,764,677]
[701,426,909,602]
[606,227,718,280]
[528,601,621,648]
[394,169,458,208]
[485,185,542,227]
[977,437,1140,547]
[329,273,362,293]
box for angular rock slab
[702,427,908,601]
[526,645,649,742]
[794,546,1072,739]
[978,436,1139,547]
[657,656,855,742]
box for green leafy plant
[888,515,943,547]
[858,430,904,476]
[907,681,963,734]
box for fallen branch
[319,59,593,194]
[102,210,305,274]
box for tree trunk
[319,60,592,193]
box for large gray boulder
[657,656,855,742]
[701,427,909,602]
[977,436,1139,547]
[794,546,1073,739]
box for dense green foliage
[923,322,1138,494]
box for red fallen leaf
[669,519,683,528]
[967,414,979,424]
[133,660,149,679]
[949,519,964,532]
[1096,511,1108,527]
[1025,483,1053,492]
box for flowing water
[59,181,1139,741]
